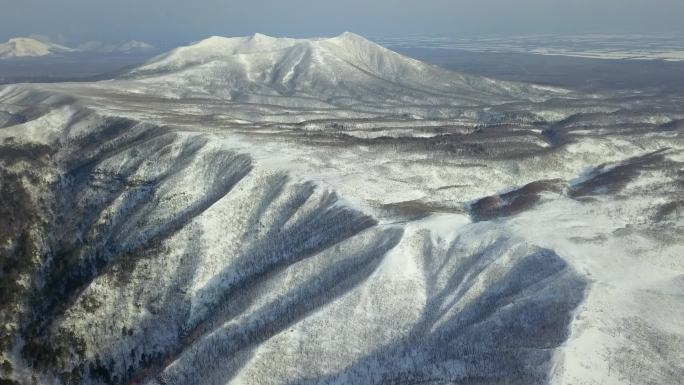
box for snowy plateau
[0,33,682,385]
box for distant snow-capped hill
[116,40,156,53]
[0,37,156,59]
[77,40,156,54]
[124,32,568,107]
[0,37,73,58]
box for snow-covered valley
[0,33,682,385]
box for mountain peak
[7,37,38,44]
[0,37,72,59]
[325,32,388,55]
[335,31,366,41]
[195,35,235,45]
[126,33,558,106]
[117,40,155,53]
[251,32,274,40]
[328,31,377,46]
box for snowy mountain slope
[121,33,567,108]
[0,33,683,385]
[0,37,74,59]
[0,93,587,385]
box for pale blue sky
[1,0,683,45]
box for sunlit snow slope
[0,37,73,59]
[0,33,682,385]
[120,32,566,108]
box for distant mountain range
[0,37,156,59]
[76,40,156,54]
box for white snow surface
[122,32,567,107]
[0,37,74,58]
[0,33,682,385]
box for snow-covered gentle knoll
[0,33,682,385]
[0,37,74,59]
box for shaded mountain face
[0,34,683,385]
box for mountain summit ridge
[0,37,73,58]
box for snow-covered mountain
[116,40,155,53]
[0,37,157,60]
[0,33,682,385]
[0,37,73,58]
[123,32,566,108]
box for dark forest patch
[470,180,564,222]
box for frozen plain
[0,33,682,385]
